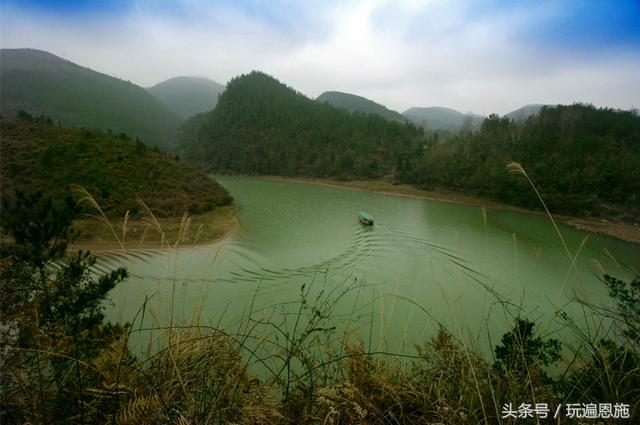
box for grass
[71,204,240,250]
[2,163,639,424]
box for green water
[103,176,639,356]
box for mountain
[1,114,231,218]
[147,76,226,119]
[402,106,484,131]
[506,104,546,122]
[177,71,423,179]
[0,48,182,150]
[316,91,405,122]
[396,104,640,218]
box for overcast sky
[2,0,639,115]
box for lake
[103,176,639,358]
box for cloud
[1,0,639,114]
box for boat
[358,211,374,225]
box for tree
[1,190,129,423]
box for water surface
[104,176,639,356]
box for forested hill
[396,104,640,218]
[177,71,424,179]
[506,104,545,122]
[1,114,232,218]
[0,49,182,151]
[316,91,406,122]
[147,76,226,119]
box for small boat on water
[358,211,374,225]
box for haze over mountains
[1,47,637,219]
[402,107,485,131]
[506,104,546,122]
[0,47,584,153]
[0,49,182,150]
[147,76,225,119]
[315,91,542,131]
[316,91,406,123]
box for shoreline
[258,176,640,244]
[70,204,241,252]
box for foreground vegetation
[1,189,638,424]
[72,204,240,249]
[0,114,232,218]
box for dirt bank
[259,176,640,244]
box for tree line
[396,104,640,216]
[177,71,424,180]
[178,72,639,218]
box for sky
[1,0,639,115]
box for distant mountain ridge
[147,76,226,119]
[0,48,182,150]
[402,106,485,131]
[505,104,546,121]
[316,91,405,122]
[396,103,640,218]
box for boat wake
[96,221,487,299]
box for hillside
[316,91,405,122]
[177,71,424,179]
[147,76,226,119]
[402,106,484,131]
[0,49,182,151]
[396,104,640,218]
[506,104,545,122]
[0,114,232,218]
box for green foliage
[1,191,127,335]
[16,109,33,122]
[0,192,130,424]
[556,275,640,414]
[1,190,77,267]
[494,317,561,381]
[602,274,640,340]
[177,71,424,180]
[180,80,638,218]
[1,48,182,151]
[48,251,128,333]
[0,116,232,218]
[397,104,640,217]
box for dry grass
[71,204,240,251]
[3,166,639,424]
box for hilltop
[177,71,424,179]
[0,49,182,151]
[147,76,226,119]
[402,106,484,131]
[1,114,232,218]
[505,103,546,121]
[316,91,406,122]
[397,104,640,218]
